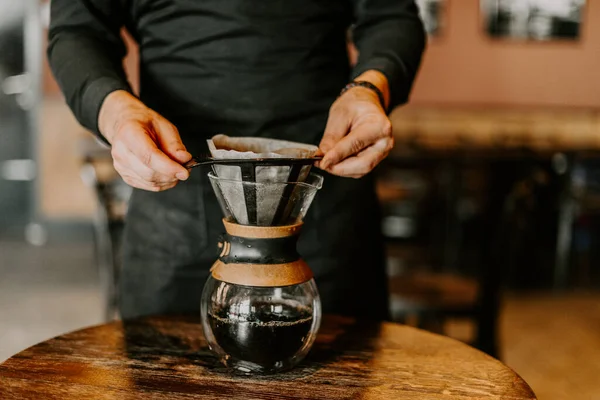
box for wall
[410,0,600,109]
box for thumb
[319,107,350,169]
[153,118,192,164]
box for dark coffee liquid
[208,302,313,368]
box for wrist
[98,90,139,144]
[351,70,390,110]
[340,81,386,111]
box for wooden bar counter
[0,316,536,399]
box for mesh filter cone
[207,135,322,226]
[209,172,323,226]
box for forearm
[47,0,131,143]
[48,34,132,143]
[351,0,426,111]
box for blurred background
[1,1,599,399]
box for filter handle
[184,156,323,170]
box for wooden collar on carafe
[211,218,313,287]
[222,218,303,238]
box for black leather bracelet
[340,80,386,110]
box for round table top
[0,315,536,399]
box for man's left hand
[317,72,394,179]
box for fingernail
[177,171,189,181]
[177,150,192,161]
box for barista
[47,0,426,320]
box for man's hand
[318,71,394,179]
[98,90,192,192]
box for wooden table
[0,316,536,399]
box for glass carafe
[201,172,323,374]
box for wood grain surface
[0,316,536,399]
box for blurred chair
[79,139,131,322]
[376,157,502,359]
[555,155,600,289]
[381,105,600,358]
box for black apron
[115,0,389,322]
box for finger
[318,104,351,156]
[153,118,192,164]
[313,148,325,168]
[125,147,180,185]
[112,140,179,186]
[327,137,392,178]
[321,125,381,169]
[127,179,177,192]
[121,128,190,181]
[121,173,178,192]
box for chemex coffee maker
[194,135,324,374]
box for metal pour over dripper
[204,135,322,225]
[208,172,323,226]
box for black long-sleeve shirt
[48,0,426,151]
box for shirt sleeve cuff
[81,77,132,146]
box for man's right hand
[98,90,192,192]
